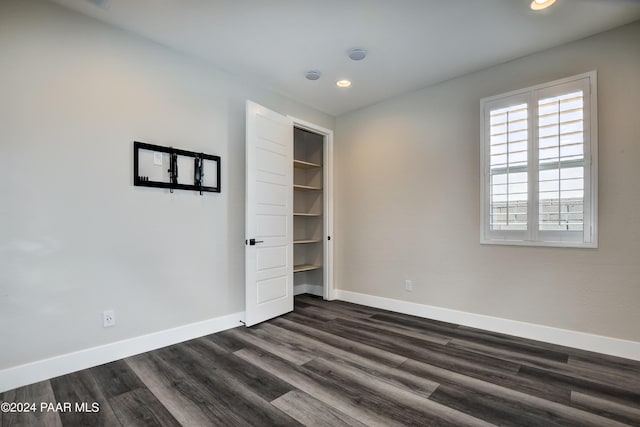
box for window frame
[480,71,598,248]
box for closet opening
[292,124,333,299]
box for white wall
[335,22,640,343]
[0,0,333,371]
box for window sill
[480,238,598,249]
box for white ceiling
[50,0,640,116]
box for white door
[245,101,293,326]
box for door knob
[249,238,264,246]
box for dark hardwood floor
[3,295,640,426]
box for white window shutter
[489,103,528,231]
[537,91,585,232]
[480,71,597,248]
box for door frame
[288,116,335,301]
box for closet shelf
[294,239,322,244]
[294,264,322,273]
[294,184,322,191]
[293,159,321,169]
[294,212,321,217]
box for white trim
[481,71,596,103]
[0,311,244,393]
[288,115,335,301]
[588,71,598,247]
[335,290,640,361]
[323,127,335,301]
[480,239,597,249]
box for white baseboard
[294,284,323,297]
[335,290,640,361]
[0,311,245,393]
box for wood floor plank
[303,357,494,427]
[290,304,341,323]
[518,364,640,410]
[415,355,572,406]
[185,337,296,402]
[272,316,408,367]
[323,317,464,354]
[374,312,571,364]
[126,351,231,426]
[155,342,302,426]
[292,303,342,322]
[203,328,247,353]
[49,370,121,427]
[568,354,640,380]
[528,358,640,396]
[570,391,640,426]
[271,390,368,427]
[234,347,408,427]
[328,312,451,346]
[281,310,333,329]
[2,380,62,427]
[401,358,631,427]
[369,311,461,333]
[372,308,596,368]
[308,302,570,403]
[454,323,633,368]
[108,388,181,427]
[303,297,393,317]
[544,341,640,369]
[447,337,569,366]
[295,298,374,320]
[87,360,146,399]
[227,326,315,365]
[448,339,640,395]
[428,383,567,427]
[257,322,440,399]
[128,339,296,427]
[316,318,522,379]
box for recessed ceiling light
[531,0,556,10]
[349,48,367,61]
[336,79,352,88]
[305,70,321,80]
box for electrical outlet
[103,310,115,327]
[404,280,413,292]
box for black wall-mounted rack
[133,141,221,194]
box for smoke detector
[305,70,321,80]
[348,48,367,61]
[86,0,110,8]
